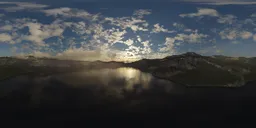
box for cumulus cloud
[253,34,256,41]
[121,39,134,46]
[220,29,253,40]
[0,33,12,43]
[180,0,256,5]
[159,37,175,52]
[180,8,219,18]
[42,7,100,21]
[173,22,186,30]
[151,23,175,33]
[103,28,127,45]
[175,32,208,43]
[219,29,238,40]
[0,2,48,12]
[23,22,64,46]
[240,31,253,39]
[133,9,151,18]
[217,14,237,24]
[137,36,142,42]
[0,25,13,31]
[141,40,152,54]
[104,17,148,32]
[180,8,237,25]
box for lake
[1,67,256,122]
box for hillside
[127,52,256,87]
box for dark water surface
[1,67,256,123]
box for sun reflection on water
[53,67,153,91]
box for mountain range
[1,52,256,87]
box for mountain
[1,53,256,87]
[126,52,256,87]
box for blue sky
[0,0,256,61]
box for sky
[0,0,256,62]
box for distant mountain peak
[182,52,201,56]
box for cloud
[180,0,256,5]
[103,28,127,45]
[0,14,4,17]
[180,8,237,25]
[133,9,151,18]
[252,14,256,18]
[0,25,13,31]
[240,31,253,39]
[23,22,64,46]
[121,39,134,46]
[253,34,256,41]
[204,2,256,5]
[104,17,148,32]
[151,23,175,33]
[217,14,237,24]
[141,40,152,54]
[0,33,12,43]
[220,29,253,40]
[180,8,219,18]
[219,29,238,40]
[42,7,100,21]
[55,48,107,61]
[175,32,208,43]
[159,37,175,52]
[0,2,48,12]
[137,36,142,42]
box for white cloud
[133,9,151,18]
[240,31,253,39]
[141,40,152,54]
[137,36,142,42]
[23,22,64,46]
[184,29,193,32]
[217,14,237,24]
[204,2,256,5]
[0,2,48,12]
[151,23,175,33]
[180,0,256,5]
[103,28,127,45]
[104,17,148,32]
[159,37,175,52]
[175,32,208,43]
[42,7,100,21]
[180,8,219,18]
[173,22,186,30]
[220,29,253,40]
[0,33,12,43]
[219,29,238,40]
[0,25,13,31]
[122,39,134,46]
[180,8,238,25]
[253,34,256,41]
